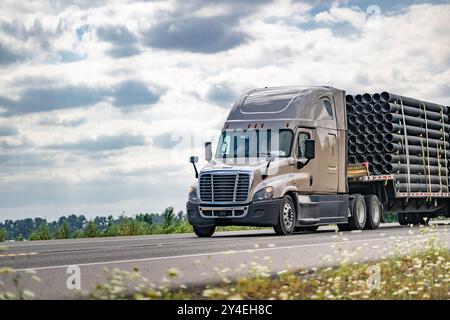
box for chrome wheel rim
[356,201,365,225]
[372,202,380,224]
[283,203,294,230]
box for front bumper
[186,199,282,227]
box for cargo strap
[440,107,449,192]
[420,138,427,184]
[422,103,432,199]
[399,98,411,197]
[437,143,442,192]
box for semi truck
[186,86,450,237]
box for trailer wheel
[415,213,426,225]
[273,195,296,235]
[398,213,408,226]
[193,225,216,237]
[338,194,366,231]
[364,195,381,230]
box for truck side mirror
[205,142,212,162]
[262,154,275,179]
[305,139,315,160]
[189,156,198,164]
[189,156,199,178]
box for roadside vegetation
[0,207,264,242]
[382,212,398,223]
[89,225,449,300]
[90,248,450,300]
[0,229,6,242]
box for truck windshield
[216,129,293,159]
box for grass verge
[89,227,449,300]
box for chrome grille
[199,172,250,203]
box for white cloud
[0,0,449,220]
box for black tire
[295,226,319,232]
[193,225,216,237]
[417,214,427,225]
[398,213,408,226]
[337,223,351,231]
[338,194,366,231]
[273,195,296,235]
[364,195,381,230]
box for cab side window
[322,99,334,119]
[297,133,309,158]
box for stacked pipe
[346,91,450,193]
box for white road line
[14,233,449,272]
[0,252,37,258]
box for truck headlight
[188,185,200,203]
[252,186,274,201]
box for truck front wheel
[193,225,216,237]
[273,195,296,235]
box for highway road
[0,222,449,299]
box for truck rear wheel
[193,225,216,237]
[273,195,296,235]
[338,194,366,231]
[364,195,381,230]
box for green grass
[88,247,449,300]
[1,214,267,242]
[88,226,449,300]
[42,220,265,239]
[194,248,450,300]
[132,220,265,235]
[382,212,398,223]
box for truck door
[325,131,338,192]
[320,98,339,193]
[292,129,315,192]
[292,129,323,223]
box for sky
[0,0,449,221]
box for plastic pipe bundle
[346,91,450,193]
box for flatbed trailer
[348,163,449,225]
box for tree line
[0,207,190,242]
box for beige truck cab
[187,86,355,237]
